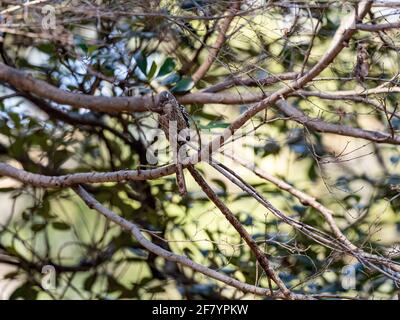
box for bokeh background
[0,0,399,299]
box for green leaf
[10,283,38,300]
[87,45,99,55]
[52,222,71,231]
[147,61,158,79]
[307,163,318,181]
[146,284,166,294]
[4,271,20,279]
[9,113,21,129]
[52,149,72,167]
[84,274,97,291]
[293,205,307,214]
[159,72,180,85]
[78,43,88,53]
[194,111,220,121]
[107,276,128,293]
[242,214,253,226]
[263,140,281,155]
[37,43,55,55]
[112,232,134,247]
[134,51,147,75]
[100,64,115,77]
[157,58,175,77]
[3,245,19,256]
[211,179,227,194]
[199,121,230,129]
[37,199,53,219]
[171,76,194,93]
[31,223,47,232]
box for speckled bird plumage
[354,43,369,83]
[158,91,190,196]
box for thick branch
[0,62,157,113]
[0,162,176,187]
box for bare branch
[191,1,242,84]
[275,100,400,145]
[356,22,400,31]
[0,62,157,113]
[187,165,292,298]
[0,162,176,187]
[188,1,373,164]
[73,185,309,299]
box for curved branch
[276,100,400,145]
[0,162,176,187]
[191,1,242,83]
[0,62,157,113]
[356,22,400,31]
[73,185,309,299]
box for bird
[158,91,190,196]
[354,42,370,84]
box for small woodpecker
[158,91,190,196]
[354,43,370,83]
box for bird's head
[357,42,368,51]
[158,90,174,105]
[158,91,175,113]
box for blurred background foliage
[0,0,399,299]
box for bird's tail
[176,164,187,196]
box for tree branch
[187,165,292,298]
[188,1,373,164]
[73,185,308,299]
[0,62,158,113]
[276,100,400,145]
[0,162,176,187]
[191,1,242,84]
[356,22,400,31]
